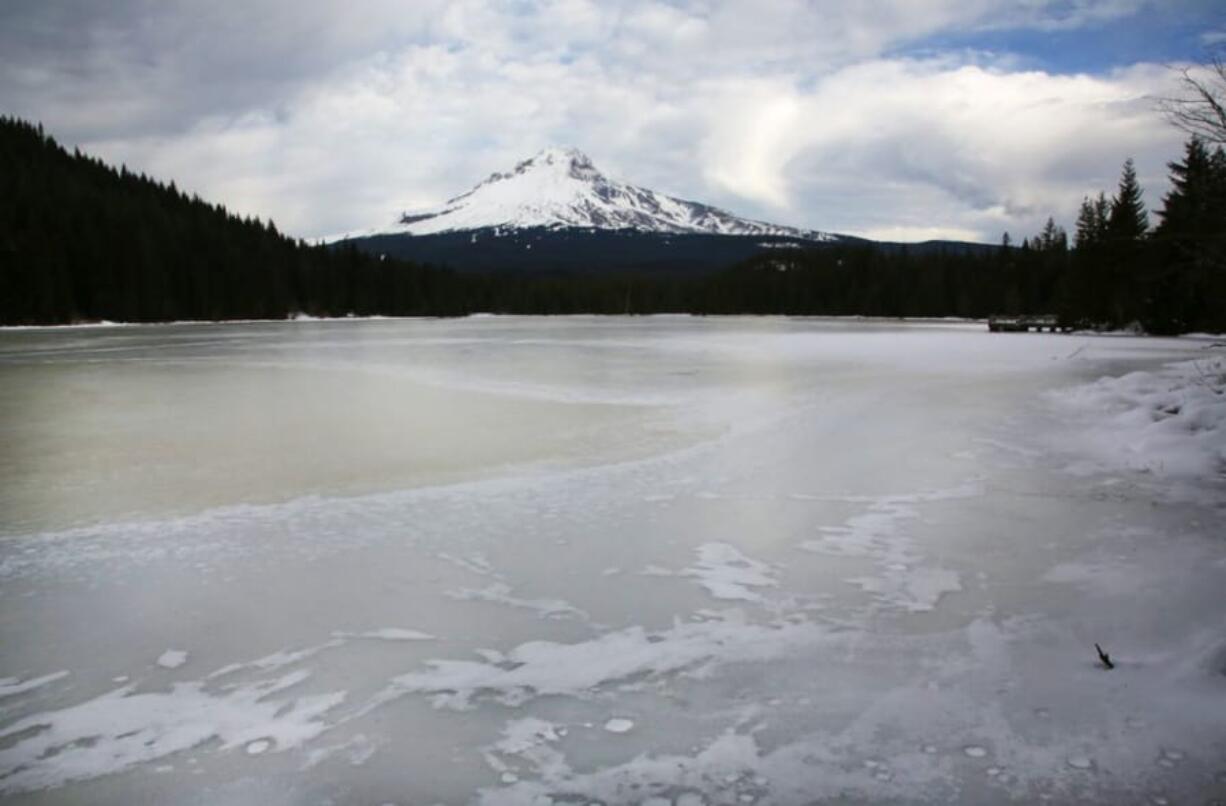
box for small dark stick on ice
[1095,643,1114,670]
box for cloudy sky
[2,1,1221,242]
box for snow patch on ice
[481,717,569,784]
[157,650,188,669]
[334,628,435,641]
[603,717,635,733]
[476,729,764,806]
[437,551,498,578]
[493,717,563,756]
[974,438,1041,459]
[384,612,825,710]
[0,670,69,699]
[1042,559,1151,597]
[209,640,344,679]
[800,484,977,611]
[681,543,778,602]
[847,566,963,613]
[301,732,378,769]
[446,583,588,620]
[0,670,344,795]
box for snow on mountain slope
[377,148,836,241]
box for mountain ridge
[335,146,1000,276]
[365,147,839,242]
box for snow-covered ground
[0,317,1222,805]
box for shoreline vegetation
[3,117,1223,334]
[4,314,1223,340]
[0,313,988,329]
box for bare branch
[1159,53,1226,145]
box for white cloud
[697,80,808,208]
[857,225,988,243]
[776,59,1183,240]
[2,0,1202,242]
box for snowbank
[1050,355,1226,485]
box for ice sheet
[0,318,1221,804]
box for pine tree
[1075,193,1111,248]
[1093,193,1110,241]
[1107,158,1148,240]
[1157,138,1225,239]
[1075,197,1098,248]
[1152,137,1226,332]
[1051,226,1067,252]
[1037,217,1067,252]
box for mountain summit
[380,148,835,242]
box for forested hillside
[2,116,1223,331]
[0,117,467,324]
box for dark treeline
[712,147,1226,333]
[3,116,1224,332]
[0,117,469,324]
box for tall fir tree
[1036,217,1067,252]
[1107,158,1148,241]
[1157,138,1226,239]
[1074,192,1111,248]
[1074,197,1098,248]
[1093,193,1111,241]
[1150,137,1226,332]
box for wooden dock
[987,315,1071,333]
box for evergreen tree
[1093,193,1111,241]
[1151,137,1226,332]
[1036,217,1066,252]
[1074,193,1112,249]
[1157,138,1226,239]
[1107,158,1149,241]
[1074,197,1098,249]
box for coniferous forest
[2,115,1223,332]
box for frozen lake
[0,316,1223,805]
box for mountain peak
[387,149,835,242]
[482,147,602,187]
[524,146,594,169]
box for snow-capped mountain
[376,147,836,242]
